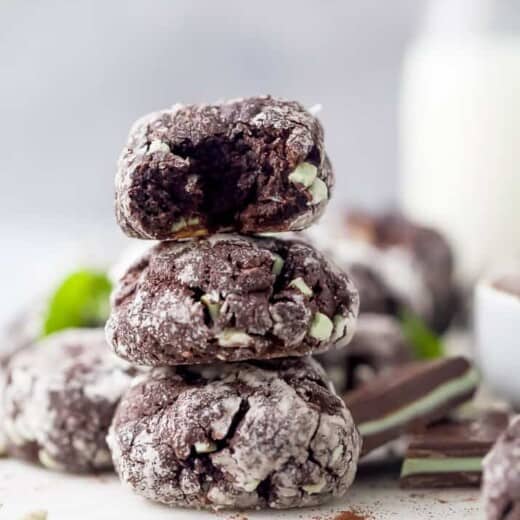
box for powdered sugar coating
[115,96,333,240]
[0,304,43,454]
[108,357,361,510]
[106,234,359,366]
[483,415,520,520]
[3,328,135,472]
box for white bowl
[475,277,520,409]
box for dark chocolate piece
[316,313,413,393]
[400,411,508,488]
[3,329,135,473]
[106,234,359,366]
[483,415,520,520]
[343,357,479,455]
[108,357,361,510]
[115,96,333,240]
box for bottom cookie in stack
[107,357,361,510]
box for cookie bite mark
[107,357,361,510]
[115,96,333,240]
[105,235,359,366]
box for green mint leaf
[42,269,112,336]
[400,310,445,360]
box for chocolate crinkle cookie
[106,235,359,366]
[3,328,135,473]
[483,416,520,520]
[316,313,413,393]
[0,305,43,455]
[346,211,458,333]
[115,96,333,240]
[107,357,361,510]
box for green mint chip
[400,310,445,360]
[42,269,112,336]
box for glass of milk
[400,0,520,282]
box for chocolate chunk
[3,329,135,473]
[115,96,333,240]
[106,234,359,366]
[343,357,479,455]
[108,357,361,510]
[483,415,520,520]
[316,313,413,393]
[400,411,508,488]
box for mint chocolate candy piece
[400,410,508,488]
[343,357,479,456]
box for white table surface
[0,457,483,520]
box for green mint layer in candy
[401,457,482,478]
[400,311,444,360]
[358,368,479,437]
[42,270,112,336]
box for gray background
[0,0,427,315]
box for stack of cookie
[105,96,363,510]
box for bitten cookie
[483,416,520,520]
[115,96,333,240]
[107,357,361,510]
[3,328,135,473]
[106,235,359,366]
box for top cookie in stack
[115,96,333,240]
[110,95,360,366]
